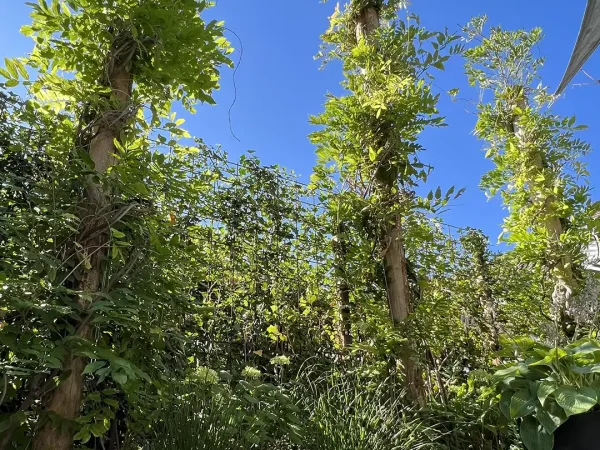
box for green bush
[147,373,302,450]
[493,337,600,450]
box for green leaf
[218,370,233,381]
[554,386,597,416]
[73,427,91,443]
[20,25,35,36]
[83,360,106,374]
[4,58,17,78]
[537,381,557,406]
[530,347,566,366]
[9,410,27,426]
[536,400,567,434]
[510,388,537,418]
[110,228,126,239]
[590,379,600,401]
[112,372,128,386]
[87,391,101,402]
[569,363,600,374]
[368,147,377,162]
[520,416,553,450]
[499,389,514,419]
[131,182,149,196]
[566,339,600,355]
[90,422,106,437]
[0,420,11,433]
[494,365,519,378]
[4,79,18,87]
[104,398,119,408]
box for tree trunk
[355,6,380,42]
[468,234,500,355]
[382,218,425,405]
[383,222,411,324]
[512,95,576,337]
[334,222,352,348]
[356,2,425,406]
[32,38,135,450]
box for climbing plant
[0,0,231,448]
[310,0,463,403]
[464,16,599,339]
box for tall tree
[0,1,230,449]
[310,0,460,403]
[464,17,598,338]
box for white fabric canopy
[556,0,600,94]
[584,237,600,272]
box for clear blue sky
[2,1,600,243]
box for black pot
[554,410,600,449]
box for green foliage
[2,1,600,449]
[12,0,232,112]
[426,369,520,450]
[311,11,460,198]
[493,338,600,449]
[148,373,302,450]
[464,17,597,301]
[291,369,446,450]
[0,0,233,446]
[310,1,466,375]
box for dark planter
[553,410,600,450]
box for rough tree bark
[32,33,136,450]
[334,222,353,348]
[355,2,425,406]
[511,94,576,338]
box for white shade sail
[584,237,600,272]
[556,0,600,94]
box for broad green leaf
[536,400,567,434]
[510,388,537,418]
[569,363,600,374]
[580,386,598,402]
[566,339,600,355]
[494,365,519,378]
[73,427,91,443]
[86,391,101,402]
[20,25,34,36]
[9,410,27,426]
[520,416,553,450]
[112,372,128,386]
[554,386,597,416]
[591,379,600,401]
[368,147,377,162]
[537,381,557,406]
[83,360,106,374]
[499,389,514,419]
[104,398,119,408]
[131,181,149,196]
[90,422,106,437]
[530,348,566,367]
